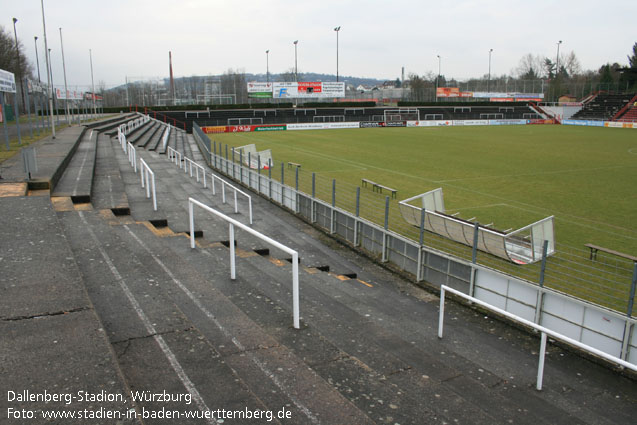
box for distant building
[559,94,577,103]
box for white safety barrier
[162,125,171,151]
[438,285,637,390]
[167,146,252,225]
[139,158,157,211]
[128,141,136,173]
[188,197,299,329]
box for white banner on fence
[287,122,359,131]
[0,69,16,93]
[406,120,453,127]
[452,120,490,126]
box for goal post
[384,108,420,122]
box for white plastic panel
[580,329,623,358]
[507,279,539,307]
[475,269,508,297]
[540,313,582,341]
[582,308,626,340]
[474,286,507,310]
[542,293,585,325]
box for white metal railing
[184,156,207,187]
[167,146,253,225]
[438,285,637,390]
[128,141,137,172]
[139,157,157,211]
[162,125,171,151]
[188,197,298,328]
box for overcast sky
[2,0,636,89]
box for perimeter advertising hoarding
[247,82,273,98]
[407,120,452,127]
[436,87,544,100]
[0,69,16,93]
[27,79,46,94]
[56,88,84,100]
[269,82,345,99]
[287,122,358,130]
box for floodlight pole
[555,40,562,78]
[266,50,270,83]
[334,26,341,82]
[13,18,26,112]
[488,48,493,92]
[34,36,41,83]
[436,55,441,103]
[40,0,55,138]
[59,28,70,124]
[89,49,96,118]
[293,40,298,82]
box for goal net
[383,108,420,122]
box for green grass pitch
[209,125,637,312]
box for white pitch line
[435,163,637,183]
[78,212,215,425]
[124,226,321,425]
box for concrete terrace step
[0,126,85,190]
[50,128,97,203]
[100,216,376,425]
[92,133,130,213]
[56,208,280,424]
[0,196,136,424]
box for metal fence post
[620,263,637,360]
[471,222,480,264]
[331,179,336,234]
[1,93,9,150]
[257,156,261,192]
[469,222,480,296]
[13,93,22,145]
[311,172,316,223]
[534,240,550,324]
[295,166,300,213]
[627,263,637,317]
[382,196,389,262]
[232,148,236,179]
[281,161,285,185]
[354,186,360,246]
[268,159,272,199]
[239,150,243,183]
[225,144,229,174]
[24,79,33,138]
[417,208,425,282]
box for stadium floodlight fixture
[334,27,341,82]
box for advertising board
[270,82,345,99]
[0,69,16,93]
[287,122,358,131]
[452,120,489,126]
[247,82,273,98]
[407,120,452,127]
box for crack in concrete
[2,306,90,322]
[111,326,194,345]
